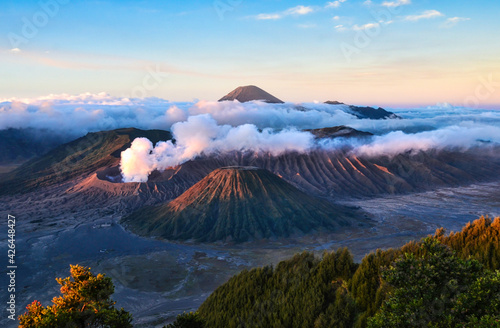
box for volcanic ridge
[122,166,361,243]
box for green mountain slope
[0,128,172,195]
[0,128,70,165]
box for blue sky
[1,0,499,107]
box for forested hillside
[183,217,500,328]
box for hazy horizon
[1,90,499,111]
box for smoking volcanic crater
[121,166,364,243]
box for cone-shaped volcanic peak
[122,166,359,242]
[218,85,284,103]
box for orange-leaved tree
[19,264,132,328]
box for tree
[19,265,132,328]
[165,312,205,328]
[367,238,498,328]
[447,269,500,327]
[314,286,357,328]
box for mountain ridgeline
[142,147,500,200]
[2,126,500,207]
[122,167,363,243]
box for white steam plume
[121,119,500,182]
[120,115,315,182]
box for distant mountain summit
[219,85,284,104]
[122,166,359,242]
[306,126,373,139]
[218,86,398,119]
[325,101,400,119]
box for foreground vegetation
[20,216,500,327]
[192,216,500,327]
[19,265,132,328]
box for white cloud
[3,93,500,164]
[285,5,315,15]
[2,92,500,182]
[10,48,21,53]
[332,15,340,20]
[120,111,500,182]
[298,23,317,29]
[363,0,373,6]
[378,20,393,25]
[256,5,315,20]
[382,0,411,8]
[353,22,380,31]
[256,13,282,20]
[326,0,347,9]
[355,125,500,157]
[442,17,471,28]
[405,10,444,21]
[334,24,348,32]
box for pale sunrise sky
[1,0,499,108]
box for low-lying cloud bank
[1,93,499,182]
[120,118,500,183]
[355,124,500,157]
[2,93,499,136]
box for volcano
[122,167,360,242]
[0,128,172,195]
[219,85,285,103]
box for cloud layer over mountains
[121,115,316,182]
[1,93,499,182]
[121,118,500,182]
